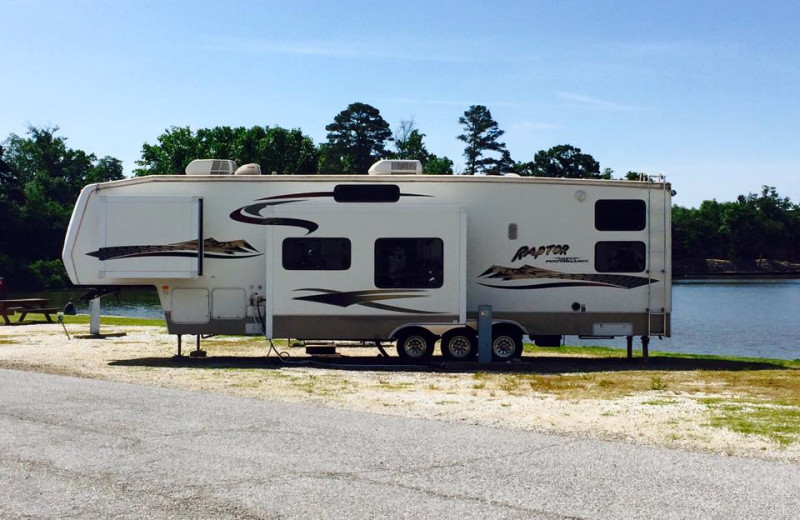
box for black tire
[440,328,477,360]
[396,330,434,360]
[491,327,523,361]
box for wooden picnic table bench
[0,298,53,324]
[17,307,59,323]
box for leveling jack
[174,335,207,358]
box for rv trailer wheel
[441,329,477,360]
[396,330,434,360]
[491,328,523,361]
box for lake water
[574,278,800,360]
[11,279,800,360]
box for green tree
[424,155,454,175]
[457,105,509,175]
[135,126,199,176]
[257,127,318,174]
[392,119,430,164]
[86,156,125,184]
[625,171,646,181]
[135,125,319,176]
[325,102,393,174]
[0,126,122,288]
[518,144,601,179]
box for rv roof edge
[91,174,670,191]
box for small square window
[595,200,646,231]
[375,238,443,288]
[282,238,351,270]
[595,241,646,272]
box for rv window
[282,238,351,270]
[595,241,646,272]
[595,200,646,231]
[334,184,400,203]
[374,238,443,288]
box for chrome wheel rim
[403,335,427,358]
[447,336,472,359]
[492,336,516,360]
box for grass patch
[643,398,678,406]
[704,402,800,445]
[524,343,625,357]
[525,342,800,370]
[62,315,165,327]
[650,376,669,391]
[377,379,415,391]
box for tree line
[132,102,632,178]
[2,101,799,289]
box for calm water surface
[11,279,800,360]
[9,286,163,319]
[574,278,800,360]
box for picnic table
[0,298,57,324]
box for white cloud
[382,97,522,107]
[555,91,650,112]
[511,121,562,131]
[197,37,485,64]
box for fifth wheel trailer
[62,160,672,361]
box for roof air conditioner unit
[368,159,423,176]
[234,163,262,175]
[185,159,237,176]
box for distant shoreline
[674,258,800,279]
[675,272,800,280]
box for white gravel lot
[1,321,798,462]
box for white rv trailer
[62,160,672,361]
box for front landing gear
[174,335,207,358]
[625,335,650,362]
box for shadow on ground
[109,354,796,374]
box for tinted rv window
[375,238,443,288]
[282,238,351,270]
[334,184,400,203]
[595,241,646,272]
[595,200,646,231]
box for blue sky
[2,0,798,207]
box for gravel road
[1,368,798,519]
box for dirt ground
[1,321,799,463]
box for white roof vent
[185,159,237,176]
[234,163,262,176]
[368,159,423,175]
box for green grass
[703,401,800,445]
[62,315,165,327]
[642,398,679,406]
[525,342,800,369]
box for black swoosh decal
[292,288,444,314]
[478,282,623,290]
[229,204,319,234]
[478,264,655,289]
[88,238,261,261]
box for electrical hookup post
[478,305,492,364]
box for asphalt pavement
[1,368,798,519]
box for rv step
[298,341,375,348]
[305,346,338,355]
